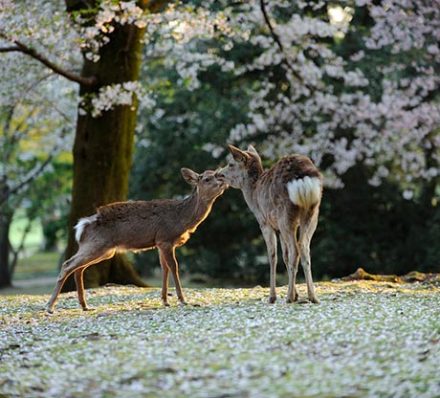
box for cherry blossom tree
[130,0,439,278]
[1,0,438,286]
[140,0,439,195]
[0,0,169,288]
[0,76,75,287]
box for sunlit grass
[13,251,60,280]
[1,281,439,397]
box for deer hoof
[268,296,277,304]
[309,296,320,304]
[178,301,188,306]
[285,297,295,304]
[162,301,170,307]
[46,307,54,314]
[82,306,93,311]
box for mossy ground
[1,281,439,397]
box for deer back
[253,155,322,224]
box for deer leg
[47,253,82,313]
[158,245,186,305]
[280,224,300,303]
[47,247,115,313]
[158,250,170,306]
[260,224,278,303]
[74,267,90,311]
[299,210,319,304]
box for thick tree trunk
[0,210,13,288]
[62,2,149,291]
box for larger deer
[219,145,322,304]
[47,168,227,313]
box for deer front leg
[260,224,278,303]
[158,251,170,306]
[74,267,91,311]
[158,245,187,305]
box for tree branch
[0,36,97,87]
[259,0,310,87]
[5,154,55,203]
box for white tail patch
[74,215,97,243]
[287,176,321,208]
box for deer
[46,168,228,313]
[219,145,323,304]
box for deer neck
[180,189,213,232]
[241,178,261,215]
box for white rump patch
[287,176,322,208]
[74,214,97,243]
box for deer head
[181,168,228,200]
[219,144,263,189]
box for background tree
[0,0,168,289]
[0,98,72,287]
[130,0,439,281]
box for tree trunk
[0,210,13,288]
[62,1,150,291]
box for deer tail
[287,176,322,208]
[74,214,98,243]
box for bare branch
[6,154,54,201]
[9,218,33,277]
[0,46,21,53]
[259,0,311,88]
[0,35,97,87]
[0,126,69,205]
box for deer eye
[204,176,212,182]
[228,163,234,168]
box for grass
[13,251,60,280]
[0,281,439,397]
[9,212,43,254]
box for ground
[0,281,439,398]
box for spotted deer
[47,168,227,313]
[219,145,322,304]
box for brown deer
[47,168,227,313]
[219,145,322,304]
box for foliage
[130,0,439,281]
[0,282,439,397]
[140,0,440,190]
[0,99,73,286]
[1,0,439,284]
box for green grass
[0,281,439,397]
[13,251,60,280]
[9,212,43,251]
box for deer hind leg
[158,250,170,306]
[260,224,278,303]
[158,244,186,305]
[280,223,300,303]
[299,208,319,304]
[74,267,91,311]
[46,245,115,313]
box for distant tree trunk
[0,209,13,288]
[62,0,151,291]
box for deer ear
[247,145,258,155]
[181,168,200,186]
[247,144,262,164]
[227,144,249,163]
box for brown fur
[47,169,227,313]
[220,145,322,304]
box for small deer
[47,168,227,313]
[219,145,322,304]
